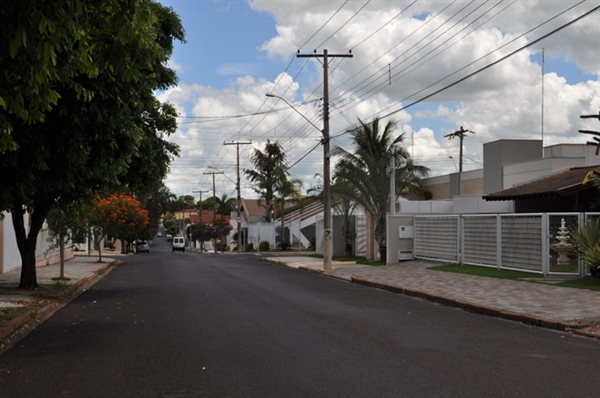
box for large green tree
[0,1,184,288]
[244,140,288,222]
[138,184,177,239]
[215,194,237,216]
[333,118,429,262]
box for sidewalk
[268,256,600,335]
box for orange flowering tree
[91,193,149,259]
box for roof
[240,199,265,223]
[482,166,599,201]
[188,213,230,224]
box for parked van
[172,236,185,252]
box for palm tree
[333,117,429,262]
[215,193,237,216]
[244,140,288,222]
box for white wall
[2,212,22,272]
[1,211,68,274]
[247,222,277,250]
[453,195,513,213]
[399,200,453,214]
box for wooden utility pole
[444,126,474,173]
[224,140,252,253]
[192,189,209,251]
[444,126,474,195]
[203,169,224,224]
[297,49,353,271]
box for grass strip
[555,277,600,291]
[429,264,545,280]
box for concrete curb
[349,277,598,339]
[0,312,33,341]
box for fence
[413,213,598,276]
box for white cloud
[163,0,600,197]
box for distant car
[167,234,173,241]
[136,240,150,253]
[157,231,163,237]
[172,236,185,252]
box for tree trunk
[374,216,387,263]
[95,228,104,263]
[281,215,285,247]
[265,201,273,223]
[379,245,387,263]
[11,201,53,289]
[59,232,65,279]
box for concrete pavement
[2,253,600,342]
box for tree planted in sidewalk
[0,1,184,288]
[91,193,149,261]
[191,218,233,253]
[46,201,90,279]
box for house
[405,140,600,214]
[386,139,600,268]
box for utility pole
[444,126,474,195]
[203,169,224,225]
[193,189,209,252]
[224,140,252,253]
[297,49,353,272]
[579,112,600,154]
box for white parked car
[172,236,185,252]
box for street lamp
[266,93,333,272]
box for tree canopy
[244,140,289,222]
[0,0,185,288]
[333,118,429,262]
[91,193,149,258]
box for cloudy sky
[157,0,600,200]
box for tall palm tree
[244,140,288,222]
[333,117,429,262]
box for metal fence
[414,213,598,276]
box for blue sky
[165,1,279,89]
[157,0,600,199]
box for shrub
[245,242,254,252]
[259,241,270,252]
[570,218,600,278]
[277,240,291,251]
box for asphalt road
[1,237,600,397]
